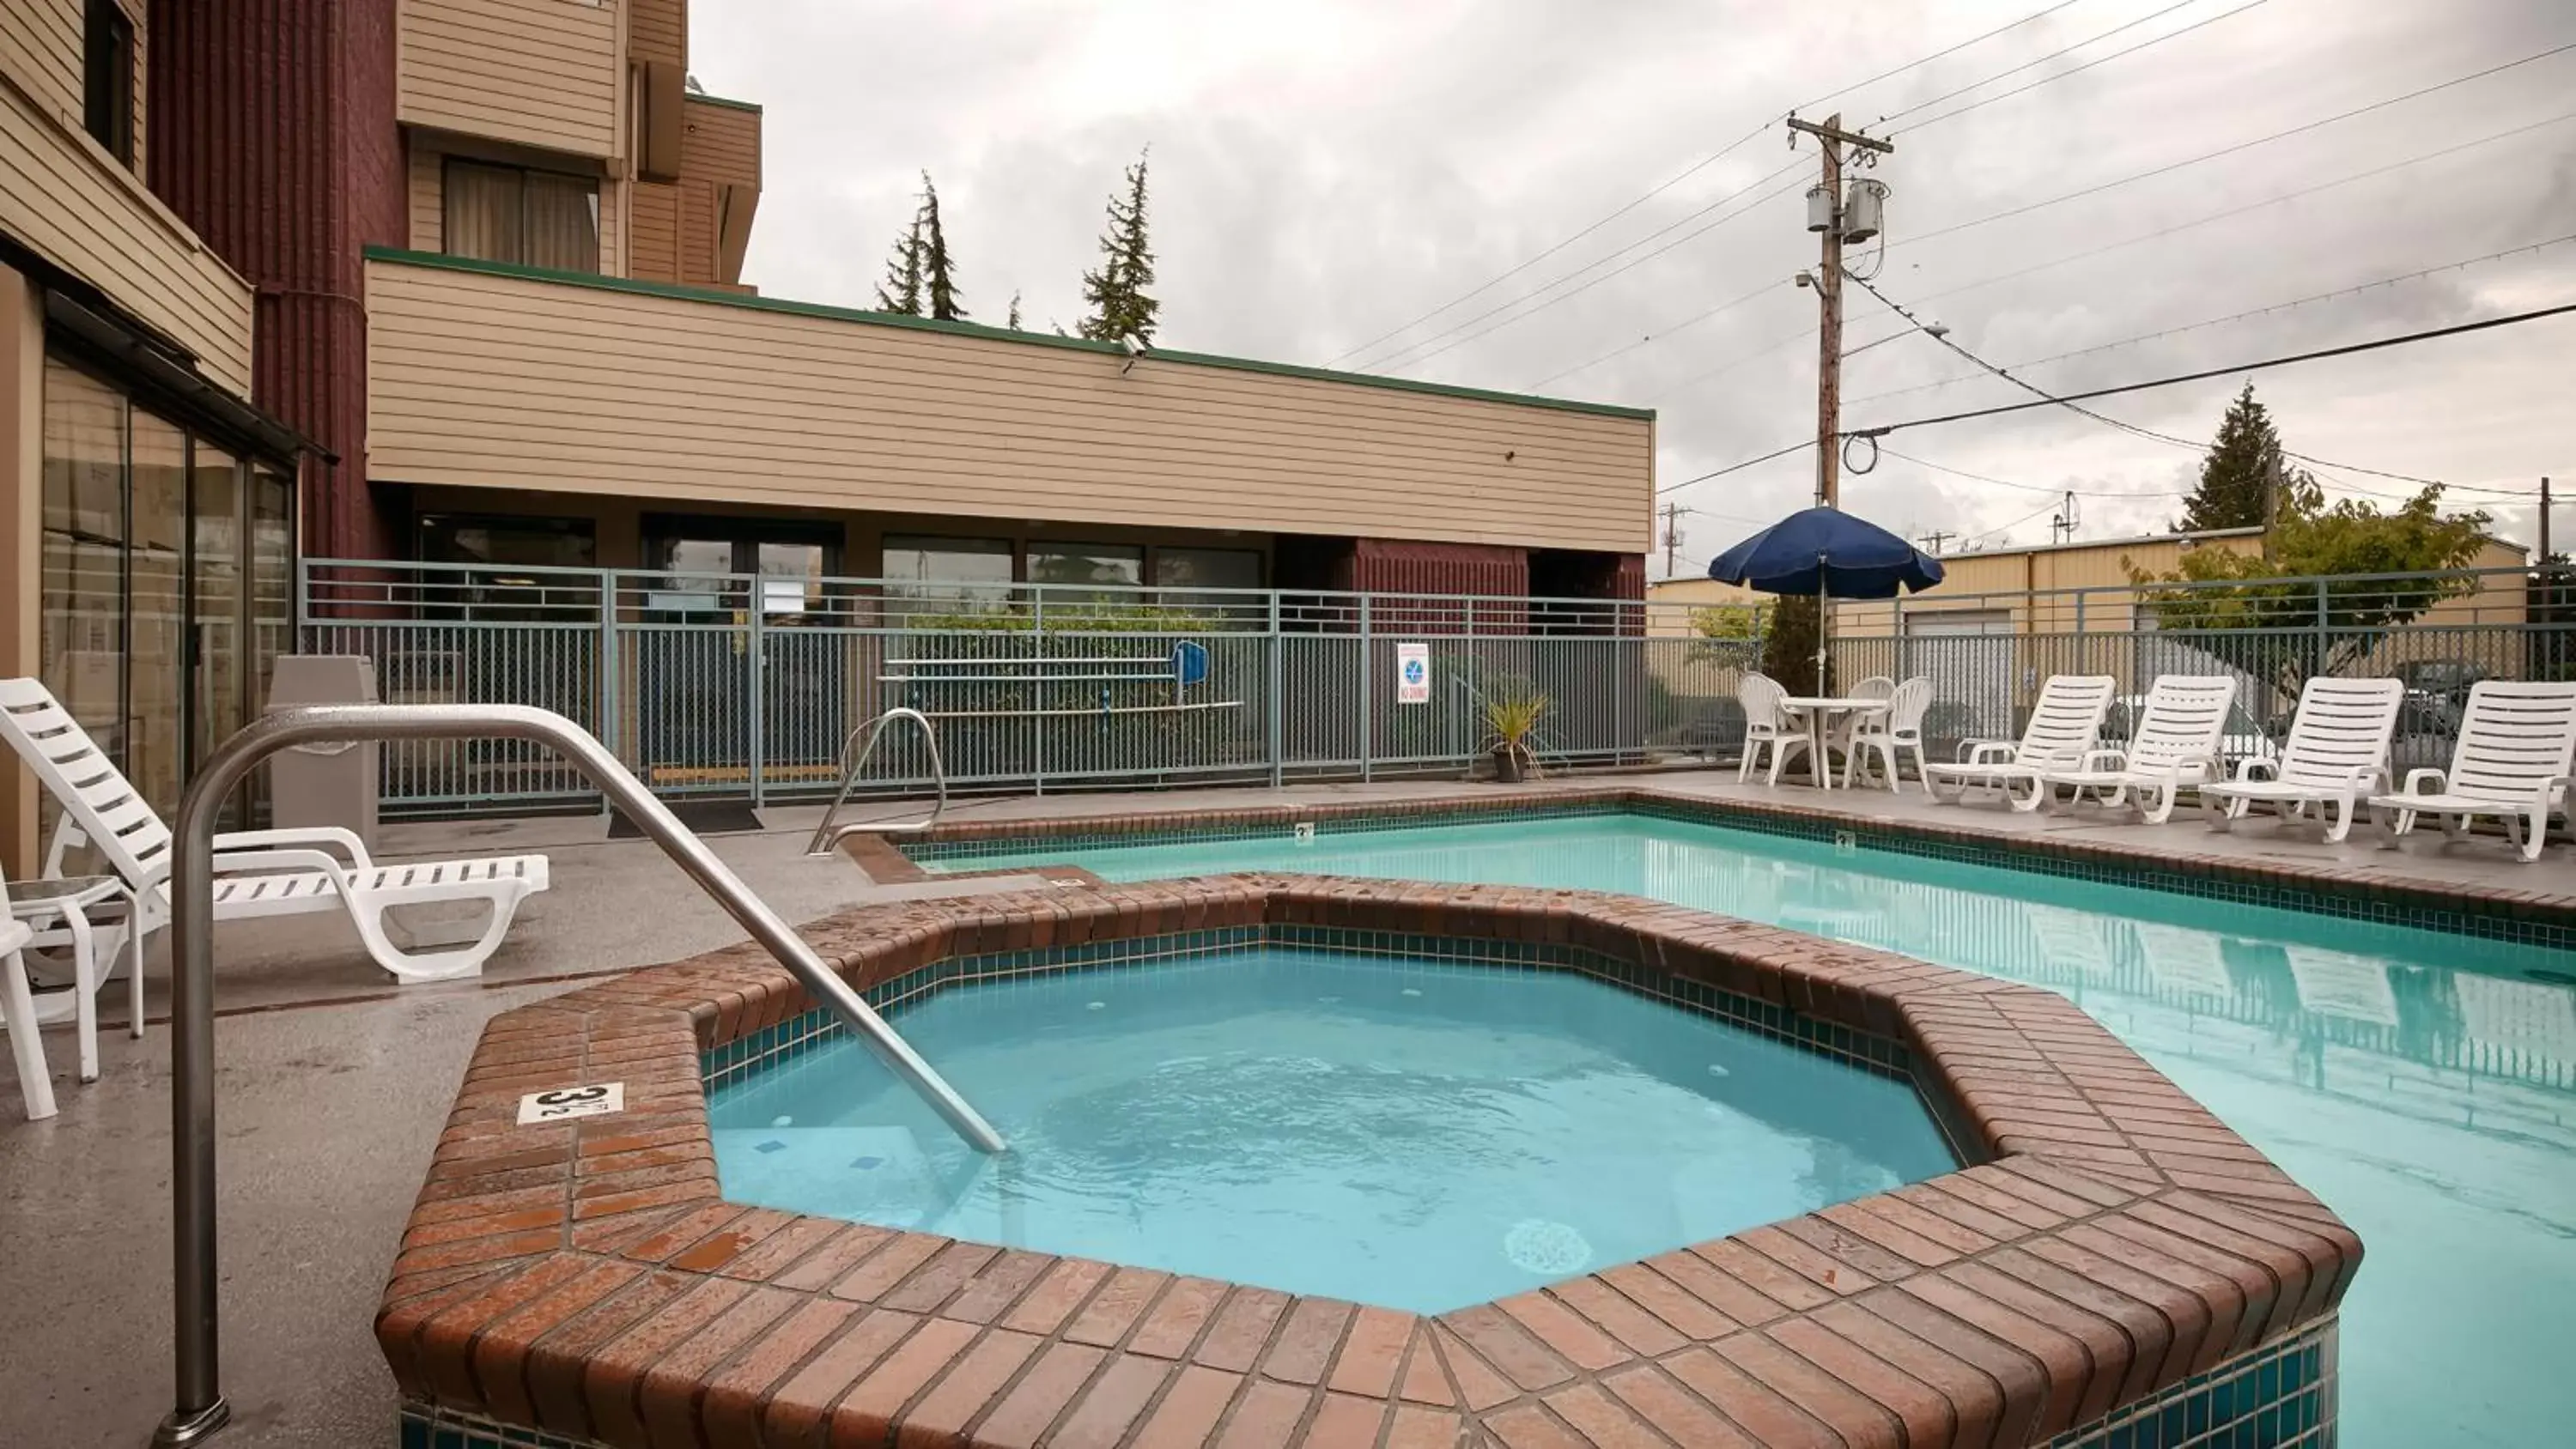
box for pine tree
[916,173,966,321]
[1006,291,1023,330]
[2178,382,2282,532]
[875,216,924,316]
[1078,149,1160,344]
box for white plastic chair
[0,677,552,982]
[2366,679,2576,862]
[1,861,53,1120]
[2041,676,2238,824]
[1921,675,2116,811]
[2200,677,2403,843]
[1844,677,1931,791]
[1735,673,1813,785]
[1848,676,1896,700]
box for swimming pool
[708,945,1959,1313]
[927,810,2576,1447]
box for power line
[1898,39,2576,249]
[1843,272,2488,497]
[1846,232,2576,405]
[1962,496,2069,546]
[1657,439,1813,495]
[1358,162,1811,374]
[1526,279,1781,391]
[1893,0,2268,134]
[1321,0,2093,367]
[1649,100,2576,403]
[1848,301,2576,437]
[1878,445,2187,499]
[1879,0,2238,131]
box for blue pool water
[927,812,2576,1447]
[710,947,1956,1313]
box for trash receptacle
[264,655,379,853]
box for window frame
[83,0,135,167]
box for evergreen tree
[875,216,924,316]
[1078,149,1160,343]
[916,173,966,321]
[1007,290,1023,330]
[2178,382,2282,532]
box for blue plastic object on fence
[1172,640,1211,687]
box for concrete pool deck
[0,767,2564,1446]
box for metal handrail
[155,703,1003,1448]
[805,706,948,856]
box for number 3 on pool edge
[533,1086,607,1118]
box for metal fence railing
[299,559,2572,815]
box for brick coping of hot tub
[866,782,2576,947]
[380,876,2359,1449]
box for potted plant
[1482,691,1551,783]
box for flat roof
[361,247,1656,422]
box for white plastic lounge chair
[1844,676,1931,791]
[1735,673,1814,785]
[2041,675,2238,825]
[1921,675,2116,811]
[0,860,51,1120]
[2366,679,2576,862]
[0,677,551,982]
[2199,677,2403,843]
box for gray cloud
[693,0,2576,570]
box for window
[1029,542,1144,597]
[443,160,602,273]
[883,535,1014,608]
[83,0,134,165]
[418,513,598,621]
[1152,547,1261,592]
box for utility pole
[1787,113,1892,510]
[1661,500,1686,578]
[1918,530,1954,555]
[2543,475,2554,561]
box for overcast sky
[693,0,2576,575]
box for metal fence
[300,559,2574,815]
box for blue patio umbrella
[1709,506,1944,693]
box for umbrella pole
[1815,556,1830,696]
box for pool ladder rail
[155,702,1003,1448]
[805,706,949,857]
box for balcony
[398,0,620,161]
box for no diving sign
[1395,642,1431,704]
[518,1082,624,1125]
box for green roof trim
[359,246,1656,421]
[685,93,763,114]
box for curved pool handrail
[155,703,1003,1448]
[805,706,948,856]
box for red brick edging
[380,876,2358,1447]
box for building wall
[396,0,620,161]
[365,252,1657,554]
[0,26,254,393]
[148,0,407,561]
[628,0,685,65]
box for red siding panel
[147,0,404,561]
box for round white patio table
[1777,696,1889,791]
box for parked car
[2394,659,2490,741]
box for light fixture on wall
[1119,333,1148,375]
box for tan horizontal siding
[408,142,442,250]
[365,258,1651,551]
[628,0,683,64]
[629,179,677,281]
[680,97,756,188]
[677,177,716,283]
[0,71,252,392]
[398,0,617,159]
[0,0,79,124]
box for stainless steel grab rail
[155,703,1004,1448]
[805,706,947,856]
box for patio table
[1777,696,1889,791]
